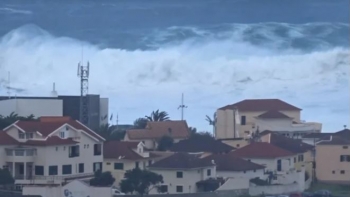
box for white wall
[217,178,249,191]
[249,183,301,196]
[217,169,265,179]
[0,99,63,117]
[149,166,216,194]
[247,156,294,173]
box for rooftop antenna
[178,93,188,120]
[51,82,58,97]
[7,72,11,98]
[77,56,90,126]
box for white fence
[249,183,301,196]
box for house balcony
[5,148,37,163]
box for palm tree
[205,112,217,137]
[133,118,148,129]
[145,110,169,122]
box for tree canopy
[90,171,115,187]
[0,168,15,186]
[157,135,174,151]
[133,118,148,129]
[120,168,163,196]
[0,112,36,130]
[96,124,127,141]
[145,110,169,122]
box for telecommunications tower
[77,61,90,126]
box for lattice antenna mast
[77,61,90,126]
[178,93,188,120]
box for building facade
[0,116,105,186]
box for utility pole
[77,61,90,126]
[116,113,119,131]
[178,93,187,120]
[233,107,236,138]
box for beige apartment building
[0,116,105,187]
[316,133,350,184]
[215,99,321,139]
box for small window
[340,170,345,174]
[59,131,65,139]
[18,131,25,139]
[343,146,348,149]
[254,170,256,172]
[148,160,152,166]
[35,166,44,175]
[298,154,304,162]
[93,162,102,172]
[106,162,111,165]
[207,169,211,176]
[159,185,168,193]
[114,163,124,170]
[56,147,58,151]
[332,171,335,174]
[26,133,34,139]
[236,144,240,148]
[79,163,84,173]
[243,171,246,174]
[62,165,72,175]
[135,162,139,169]
[94,144,102,156]
[294,157,296,163]
[49,166,58,175]
[241,116,246,125]
[176,171,183,178]
[176,186,183,193]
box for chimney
[50,82,58,97]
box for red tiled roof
[257,111,291,119]
[14,118,104,141]
[149,152,214,169]
[170,138,235,153]
[231,142,295,158]
[219,99,301,111]
[0,131,18,145]
[126,121,189,140]
[203,154,265,172]
[267,133,314,153]
[103,141,145,160]
[317,136,350,145]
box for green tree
[145,110,169,122]
[133,118,148,129]
[97,124,126,141]
[189,127,197,136]
[189,131,214,140]
[0,112,36,129]
[205,113,216,137]
[120,168,163,196]
[90,171,115,187]
[157,135,174,151]
[0,168,15,187]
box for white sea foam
[0,8,32,15]
[0,24,348,131]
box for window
[69,145,80,158]
[49,166,58,175]
[332,171,335,174]
[298,154,304,162]
[243,171,246,174]
[294,157,296,163]
[159,185,168,193]
[241,116,246,125]
[35,166,44,175]
[93,162,102,172]
[135,162,139,169]
[56,147,58,151]
[94,144,102,155]
[207,169,211,176]
[176,171,183,178]
[254,170,256,172]
[176,186,183,193]
[343,146,348,149]
[18,131,25,139]
[59,131,65,139]
[340,155,350,162]
[62,165,72,175]
[340,170,345,174]
[277,159,282,172]
[106,162,111,165]
[79,163,84,173]
[26,133,34,139]
[114,163,124,170]
[148,160,152,166]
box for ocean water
[0,0,349,132]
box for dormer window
[25,133,34,139]
[60,131,65,139]
[18,131,25,139]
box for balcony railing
[15,173,94,182]
[5,148,37,157]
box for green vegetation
[308,182,350,197]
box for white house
[124,121,189,150]
[0,116,105,187]
[202,153,265,179]
[147,152,216,194]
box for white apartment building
[0,116,105,187]
[216,99,322,139]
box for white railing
[5,148,37,157]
